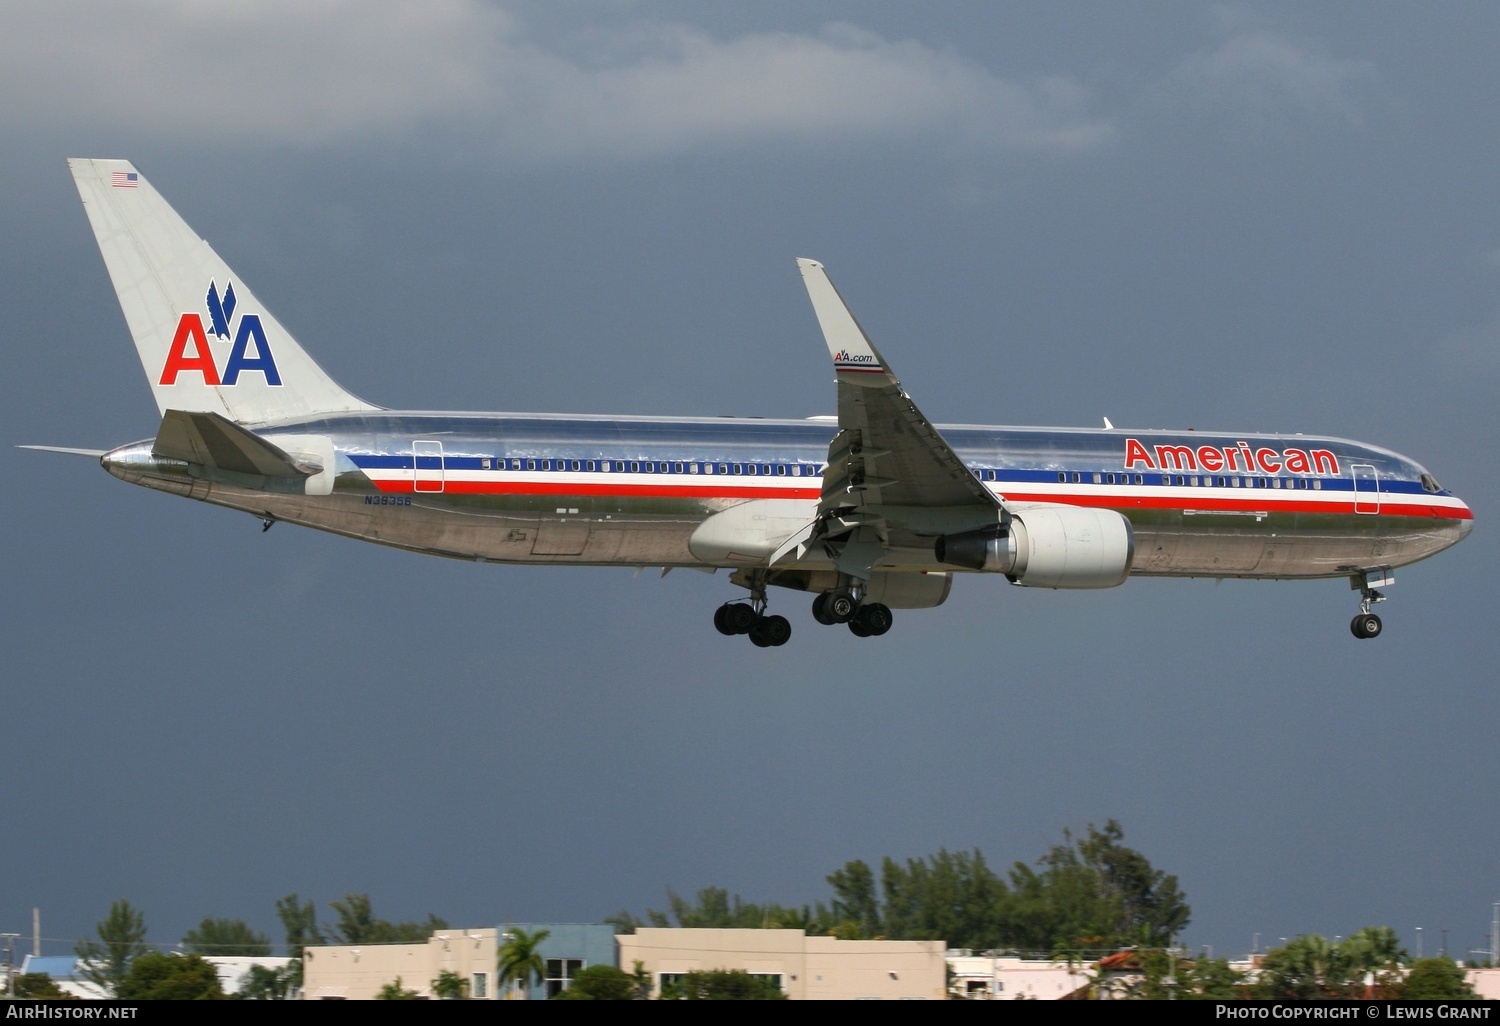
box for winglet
[797,259,898,387]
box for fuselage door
[1351,463,1379,514]
[413,439,444,493]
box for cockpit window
[1420,472,1442,494]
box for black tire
[811,593,836,626]
[1351,613,1382,639]
[759,614,792,647]
[848,619,871,638]
[713,604,734,636]
[828,593,856,623]
[859,602,893,636]
[725,603,759,635]
[749,630,771,647]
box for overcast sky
[3,1,1498,964]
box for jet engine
[935,506,1134,589]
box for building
[302,923,615,1000]
[15,953,288,999]
[619,928,946,1000]
[947,951,1093,1000]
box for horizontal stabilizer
[18,445,108,458]
[153,409,313,478]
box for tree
[1130,949,1247,1000]
[497,927,550,998]
[327,893,448,944]
[1257,935,1356,999]
[275,894,320,957]
[668,969,786,1000]
[879,849,1008,948]
[552,964,636,1000]
[1403,957,1476,1000]
[9,973,70,999]
[431,969,469,999]
[116,951,224,1000]
[237,963,300,1001]
[1005,822,1189,955]
[375,977,419,1000]
[827,859,882,939]
[275,893,319,996]
[642,887,838,935]
[74,899,149,997]
[606,823,1189,957]
[1343,926,1406,974]
[182,917,271,956]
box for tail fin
[69,159,376,423]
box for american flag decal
[110,172,138,188]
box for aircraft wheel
[848,618,871,638]
[811,593,836,626]
[827,592,857,624]
[753,614,792,647]
[857,602,893,636]
[749,631,771,647]
[724,603,760,635]
[713,604,735,636]
[1350,613,1382,639]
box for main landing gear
[811,591,892,638]
[713,572,791,647]
[712,573,896,646]
[1349,568,1393,640]
[714,602,791,647]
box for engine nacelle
[935,506,1134,589]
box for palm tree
[497,927,550,999]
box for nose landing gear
[1349,568,1393,640]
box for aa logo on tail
[159,282,282,386]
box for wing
[788,259,1002,580]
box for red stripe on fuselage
[365,478,1471,520]
[371,479,822,500]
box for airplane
[27,159,1473,647]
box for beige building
[303,928,499,1000]
[618,928,946,1000]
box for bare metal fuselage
[100,410,1472,582]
